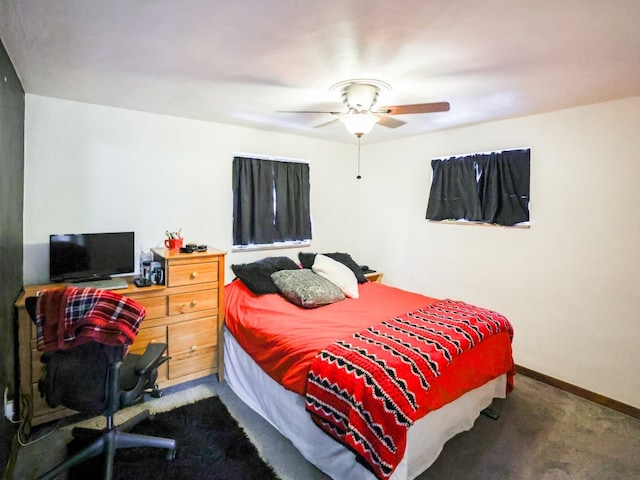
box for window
[232,155,312,249]
[425,148,530,227]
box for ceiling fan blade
[377,115,406,129]
[276,110,343,115]
[314,118,340,129]
[377,102,450,115]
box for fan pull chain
[356,134,362,179]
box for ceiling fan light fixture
[340,112,380,137]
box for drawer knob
[190,300,198,307]
[190,345,197,352]
[190,271,198,279]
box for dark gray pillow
[231,256,300,294]
[271,269,345,308]
[298,252,367,283]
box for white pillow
[312,254,359,298]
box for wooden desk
[14,246,225,426]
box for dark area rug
[68,396,280,480]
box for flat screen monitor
[49,231,135,282]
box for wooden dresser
[14,246,226,426]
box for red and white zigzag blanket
[305,299,514,480]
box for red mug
[164,238,183,250]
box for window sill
[427,220,530,229]
[232,240,311,253]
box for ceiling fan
[279,79,450,137]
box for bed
[223,255,515,480]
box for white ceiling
[1,0,639,144]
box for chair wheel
[166,449,176,461]
[150,384,163,398]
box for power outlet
[3,386,14,420]
[4,400,14,420]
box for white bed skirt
[224,326,506,480]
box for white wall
[24,94,640,409]
[23,95,360,284]
[356,96,640,408]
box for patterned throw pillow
[271,269,345,308]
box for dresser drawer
[168,346,216,379]
[168,289,217,316]
[168,317,217,355]
[129,325,167,354]
[168,317,217,378]
[168,261,218,287]
[31,350,45,383]
[134,296,167,320]
[128,325,169,383]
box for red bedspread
[224,279,514,477]
[305,299,514,479]
[225,279,445,395]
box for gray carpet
[422,377,640,480]
[10,374,640,480]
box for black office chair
[26,296,177,480]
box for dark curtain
[232,157,275,245]
[425,156,482,221]
[232,156,311,246]
[273,160,312,241]
[426,149,530,226]
[477,150,530,226]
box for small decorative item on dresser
[165,229,183,250]
[180,244,208,253]
[150,261,164,284]
[181,243,197,253]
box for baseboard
[515,365,640,420]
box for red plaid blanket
[35,287,145,352]
[305,299,514,480]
